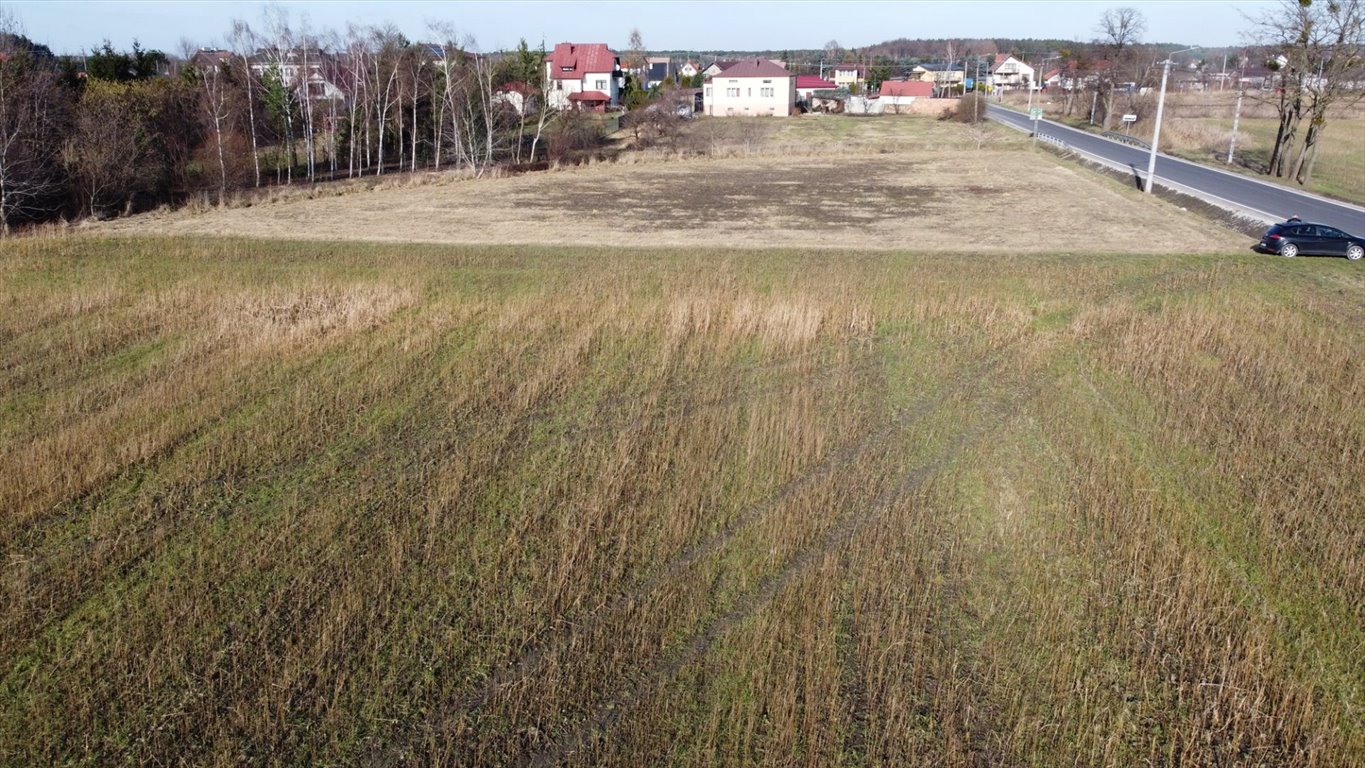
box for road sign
[1122,113,1138,123]
[1029,107,1043,120]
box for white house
[679,59,699,78]
[703,58,796,116]
[544,42,622,111]
[827,63,865,90]
[250,49,343,101]
[990,54,1035,91]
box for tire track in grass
[442,341,1016,722]
[514,261,1210,766]
[524,369,1051,768]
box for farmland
[3,116,1364,766]
[96,117,1240,253]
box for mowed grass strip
[1,236,1361,766]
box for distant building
[250,49,342,100]
[703,58,796,116]
[702,59,738,78]
[190,48,233,72]
[645,56,673,89]
[796,74,838,101]
[878,80,933,112]
[544,42,622,110]
[990,54,1035,91]
[679,59,699,78]
[827,63,865,90]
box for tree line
[0,9,598,234]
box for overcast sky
[7,1,1270,55]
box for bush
[944,93,988,124]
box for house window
[595,79,606,89]
[726,87,739,97]
[760,87,774,97]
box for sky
[5,0,1272,56]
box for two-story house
[544,42,622,111]
[990,54,1035,91]
[703,58,796,116]
[827,63,865,90]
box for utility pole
[1227,88,1243,164]
[1089,90,1097,124]
[1144,58,1171,194]
[1145,47,1197,194]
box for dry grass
[88,117,1242,254]
[2,236,1362,766]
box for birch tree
[228,20,261,187]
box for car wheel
[1348,244,1364,261]
[1280,243,1299,258]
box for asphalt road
[987,104,1365,236]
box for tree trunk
[242,56,261,187]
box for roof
[647,62,670,80]
[796,75,837,89]
[567,90,610,102]
[879,80,933,98]
[497,81,534,96]
[705,59,739,72]
[546,42,618,78]
[713,58,790,78]
[1042,68,1061,80]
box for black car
[1253,221,1365,260]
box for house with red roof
[544,42,622,111]
[878,79,934,112]
[703,58,796,116]
[795,74,838,101]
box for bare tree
[64,80,145,218]
[1095,7,1147,130]
[1291,0,1365,184]
[528,41,556,164]
[427,22,461,170]
[228,20,261,187]
[0,13,67,234]
[183,40,232,199]
[1252,0,1365,182]
[371,26,403,175]
[626,28,646,74]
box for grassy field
[2,234,1362,766]
[94,117,1242,254]
[1020,91,1365,206]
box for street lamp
[1144,46,1199,194]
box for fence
[1102,130,1151,150]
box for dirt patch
[92,119,1245,254]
